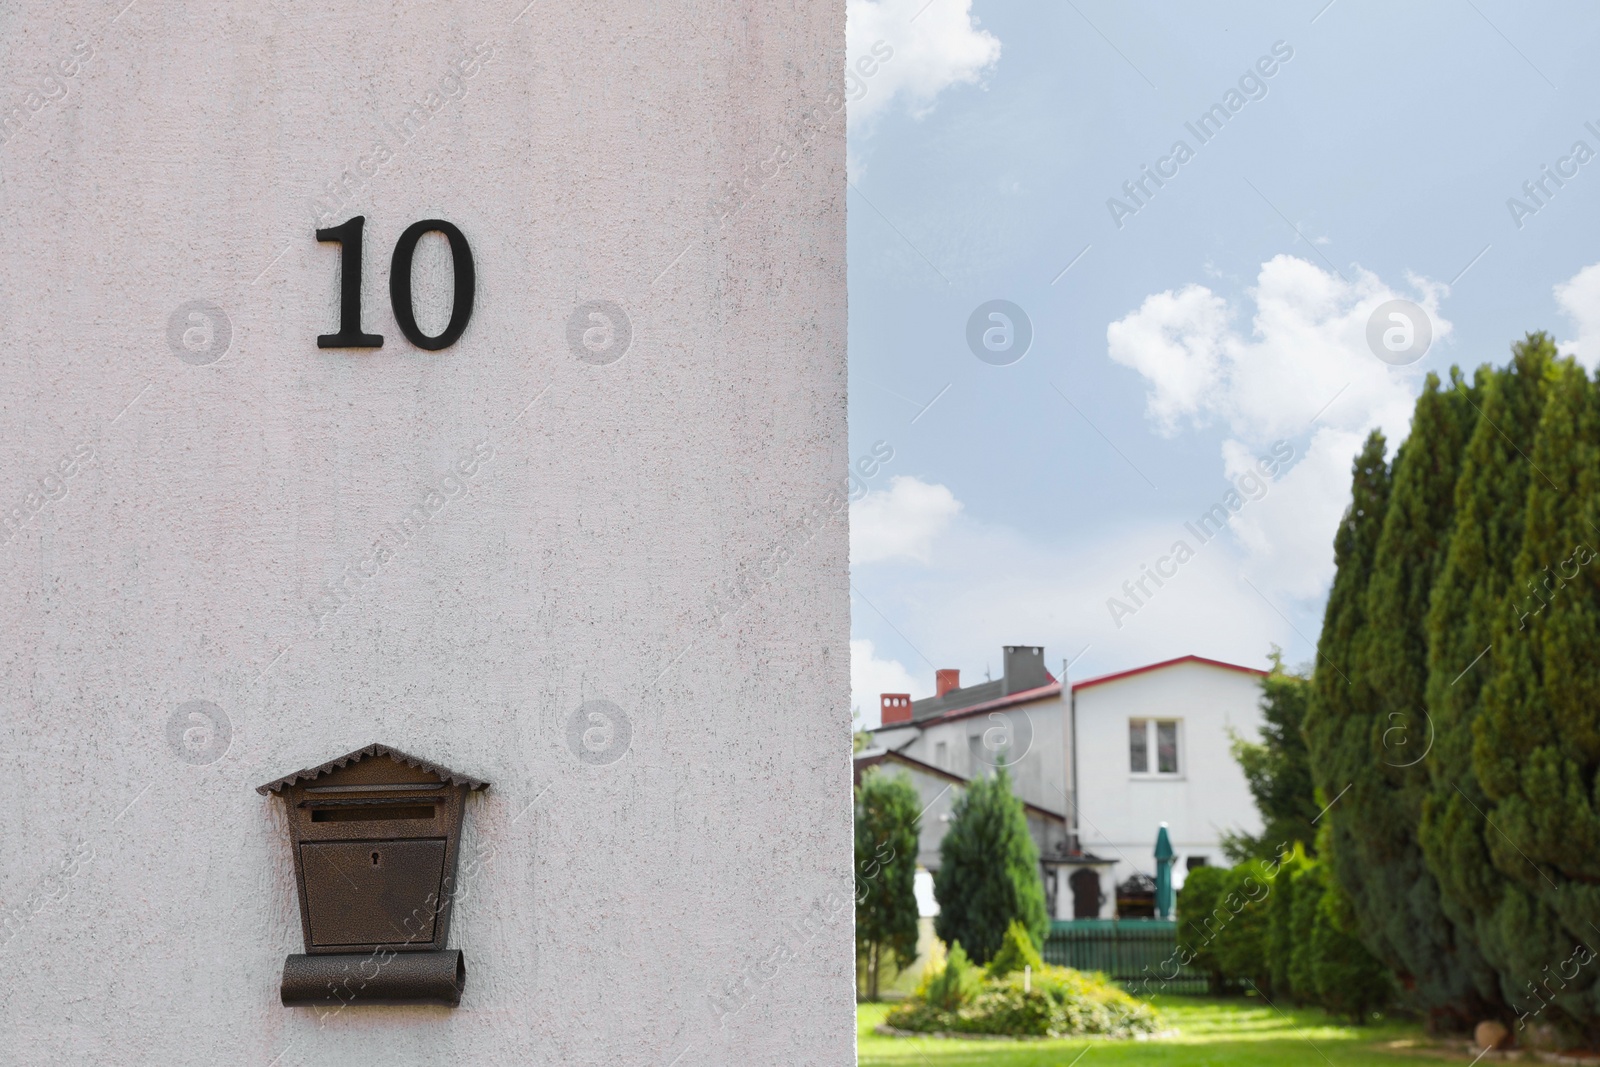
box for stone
[1523,1019,1565,1052]
[1474,1020,1510,1050]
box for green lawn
[858,996,1460,1066]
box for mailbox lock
[258,743,490,1008]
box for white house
[1067,655,1268,918]
[856,649,1267,921]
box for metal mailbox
[257,743,490,1007]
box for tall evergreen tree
[1303,430,1394,988]
[933,766,1048,965]
[854,768,923,1000]
[1420,336,1556,1025]
[1223,650,1318,863]
[1335,371,1499,1030]
[1470,354,1600,1042]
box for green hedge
[1175,849,1392,1022]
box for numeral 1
[316,215,384,349]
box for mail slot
[258,743,490,1007]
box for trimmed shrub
[1288,862,1326,1006]
[1175,865,1230,994]
[918,941,983,1012]
[1212,860,1275,994]
[954,984,1056,1037]
[1312,879,1394,1023]
[1030,966,1161,1037]
[1181,851,1393,1021]
[1267,845,1310,1001]
[885,953,1160,1038]
[987,919,1045,979]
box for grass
[858,995,1462,1066]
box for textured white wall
[0,1,850,1064]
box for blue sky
[845,0,1600,722]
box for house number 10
[317,215,476,351]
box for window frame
[1128,717,1184,779]
[1128,717,1150,774]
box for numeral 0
[317,215,477,351]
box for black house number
[317,215,476,351]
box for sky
[844,0,1600,725]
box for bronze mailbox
[257,743,490,1008]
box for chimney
[1002,645,1049,695]
[935,669,960,697]
[880,693,912,725]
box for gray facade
[857,646,1077,917]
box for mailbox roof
[255,743,491,795]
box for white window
[934,740,948,769]
[1129,718,1180,775]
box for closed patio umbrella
[1154,823,1175,919]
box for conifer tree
[933,766,1048,965]
[1302,431,1393,979]
[1337,371,1499,1029]
[1420,336,1556,1024]
[985,919,1045,978]
[1223,651,1318,862]
[855,768,923,1000]
[1470,354,1600,1042]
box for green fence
[1041,919,1211,995]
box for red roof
[1070,654,1266,693]
[876,655,1264,731]
[908,681,1063,728]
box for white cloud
[1223,427,1367,599]
[851,511,1285,696]
[851,475,962,565]
[851,638,924,728]
[1106,255,1450,601]
[848,476,1287,705]
[1107,255,1442,446]
[1555,261,1600,370]
[850,258,1451,703]
[1103,283,1231,434]
[846,0,1001,133]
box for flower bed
[882,922,1160,1040]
